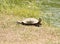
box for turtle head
[35,18,42,27]
[38,18,41,22]
[38,18,42,25]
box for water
[40,0,60,27]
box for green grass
[0,0,42,18]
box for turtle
[17,18,42,27]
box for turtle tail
[16,21,22,24]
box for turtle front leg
[35,23,42,27]
[34,24,39,27]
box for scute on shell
[22,18,39,24]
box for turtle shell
[22,18,39,24]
